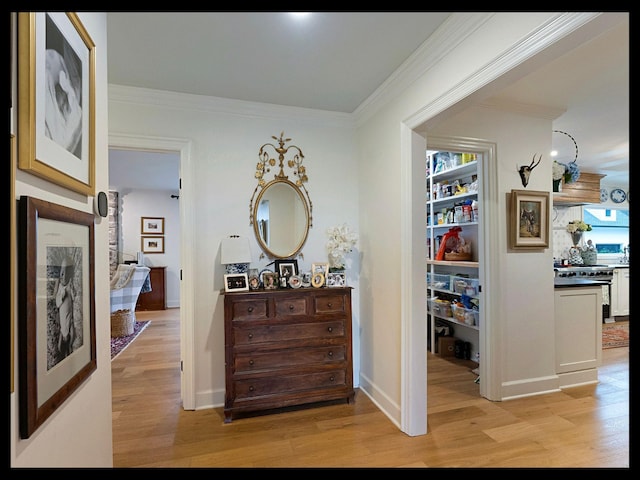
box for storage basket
[111,309,134,337]
[444,252,472,261]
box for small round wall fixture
[610,188,627,204]
[94,191,108,217]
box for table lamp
[221,235,251,274]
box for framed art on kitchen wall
[509,189,550,249]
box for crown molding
[108,84,354,129]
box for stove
[554,265,614,322]
[554,265,615,280]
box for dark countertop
[554,278,610,288]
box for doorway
[108,133,195,409]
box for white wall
[108,90,360,409]
[116,189,181,307]
[11,13,113,467]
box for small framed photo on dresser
[224,273,249,293]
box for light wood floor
[111,309,629,468]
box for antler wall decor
[517,154,542,187]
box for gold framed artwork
[509,189,550,249]
[141,216,165,235]
[17,12,96,196]
[18,196,96,438]
[141,236,165,254]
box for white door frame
[108,132,195,409]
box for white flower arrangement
[552,161,566,181]
[326,223,358,269]
[566,220,592,233]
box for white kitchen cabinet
[554,285,602,388]
[426,148,481,359]
[611,268,630,317]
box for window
[583,207,629,254]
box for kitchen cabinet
[223,287,355,423]
[426,149,481,360]
[136,266,166,311]
[554,284,602,388]
[611,267,630,317]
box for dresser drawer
[314,293,347,314]
[230,298,269,320]
[274,296,308,316]
[234,345,346,373]
[234,369,347,399]
[233,320,345,345]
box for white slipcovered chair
[110,264,151,336]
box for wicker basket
[111,309,134,337]
[444,252,472,261]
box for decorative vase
[571,231,583,247]
[553,178,562,193]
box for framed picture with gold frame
[311,262,329,277]
[141,217,165,235]
[509,189,550,249]
[17,12,96,196]
[141,236,165,254]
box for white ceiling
[107,12,628,189]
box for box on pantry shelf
[438,336,458,357]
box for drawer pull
[329,376,335,382]
[249,386,255,392]
[289,304,294,310]
[328,351,333,357]
[327,327,333,333]
[248,306,254,313]
[327,302,333,308]
[248,333,253,339]
[249,359,254,366]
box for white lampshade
[221,236,251,265]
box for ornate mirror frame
[249,132,313,259]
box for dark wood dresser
[136,266,167,311]
[223,286,355,423]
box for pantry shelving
[426,148,482,359]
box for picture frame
[141,216,165,235]
[327,271,346,288]
[262,271,279,290]
[18,196,96,438]
[275,259,298,279]
[509,189,550,249]
[141,236,165,254]
[311,272,325,288]
[224,273,249,293]
[17,13,96,196]
[311,262,329,277]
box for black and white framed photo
[18,196,96,438]
[17,13,96,196]
[275,259,298,280]
[224,273,249,293]
[311,262,329,277]
[327,271,346,287]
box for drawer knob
[327,302,333,308]
[249,386,254,392]
[248,306,254,312]
[289,304,294,310]
[327,327,333,333]
[328,351,333,357]
[329,376,335,382]
[249,359,254,366]
[248,333,253,339]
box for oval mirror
[253,178,310,259]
